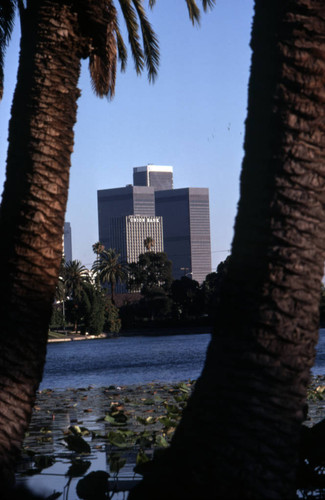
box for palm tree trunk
[111,282,116,305]
[0,1,81,485]
[129,1,325,498]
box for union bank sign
[128,216,160,223]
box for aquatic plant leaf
[158,416,177,428]
[64,435,91,453]
[134,451,153,475]
[174,393,189,403]
[136,449,150,466]
[66,459,91,477]
[36,436,53,443]
[107,430,130,448]
[142,398,155,405]
[136,433,153,448]
[165,404,182,416]
[69,425,82,435]
[136,416,149,425]
[104,414,118,425]
[178,382,191,393]
[111,410,128,423]
[40,427,52,434]
[155,435,168,448]
[76,470,109,499]
[108,452,126,473]
[105,415,127,427]
[145,416,156,424]
[34,455,56,470]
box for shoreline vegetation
[48,325,213,342]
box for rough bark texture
[129,1,325,499]
[0,1,82,485]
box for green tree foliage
[49,303,64,329]
[171,276,202,320]
[61,260,90,332]
[83,285,106,335]
[144,236,154,251]
[201,255,230,320]
[92,242,105,258]
[92,248,127,304]
[320,285,325,327]
[64,260,90,301]
[139,286,172,321]
[104,298,121,334]
[128,252,173,293]
[127,252,173,322]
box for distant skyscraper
[63,222,72,262]
[155,188,212,283]
[97,167,212,286]
[103,215,164,264]
[133,165,173,191]
[97,186,163,265]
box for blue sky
[0,0,254,271]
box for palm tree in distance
[64,260,90,331]
[92,242,105,285]
[92,248,127,304]
[92,242,105,260]
[0,1,215,483]
[144,236,154,252]
[64,260,89,301]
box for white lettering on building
[129,217,160,223]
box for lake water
[41,329,325,390]
[19,330,325,499]
[40,333,212,389]
[313,328,325,375]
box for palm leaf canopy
[0,0,215,99]
[92,248,126,287]
[0,0,15,100]
[64,260,90,300]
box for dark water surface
[41,328,325,389]
[312,328,325,375]
[18,331,325,499]
[41,328,325,390]
[41,333,212,389]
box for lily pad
[108,452,126,474]
[66,459,91,477]
[155,435,169,448]
[107,430,132,448]
[64,435,91,454]
[76,470,109,500]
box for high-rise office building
[133,165,173,191]
[63,222,72,262]
[97,167,212,285]
[155,188,212,283]
[98,186,163,264]
[104,215,164,264]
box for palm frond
[76,0,118,98]
[132,0,159,82]
[148,0,215,19]
[115,21,128,72]
[117,0,144,75]
[89,1,117,98]
[186,0,201,26]
[201,0,216,12]
[0,0,16,100]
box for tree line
[51,243,229,334]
